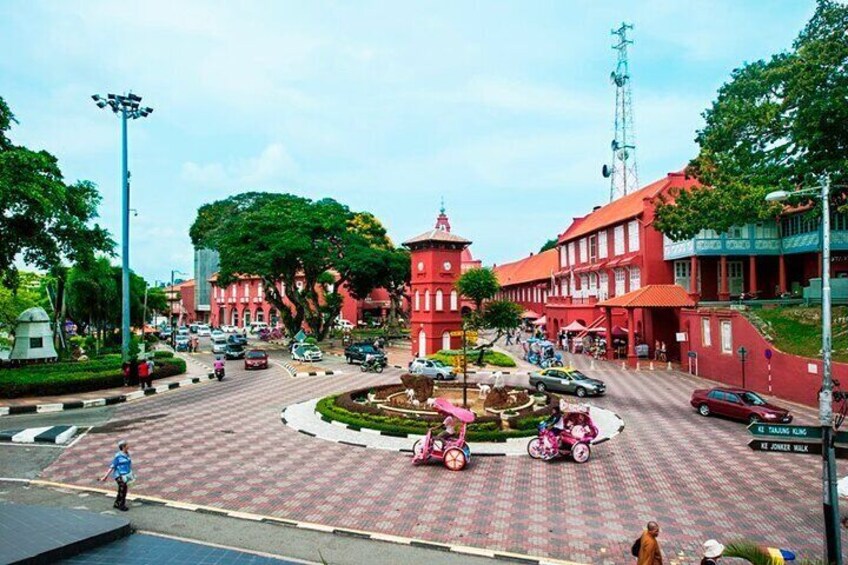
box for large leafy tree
[655,0,848,240]
[0,97,113,289]
[455,267,500,312]
[191,193,401,340]
[0,271,44,333]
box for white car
[335,319,354,330]
[211,336,228,354]
[292,343,323,362]
[197,324,211,336]
[220,325,235,333]
[211,329,225,340]
[409,358,457,380]
[249,322,269,334]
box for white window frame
[244,283,250,297]
[629,266,641,291]
[579,238,588,263]
[674,260,691,289]
[614,268,626,296]
[598,231,608,259]
[628,220,640,252]
[424,290,431,311]
[614,225,624,256]
[560,278,569,296]
[598,272,609,300]
[588,235,597,262]
[414,291,420,311]
[720,319,733,354]
[435,289,443,311]
[702,317,712,347]
[450,290,458,311]
[560,245,568,268]
[567,242,576,266]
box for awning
[532,316,547,326]
[598,285,696,309]
[521,309,540,319]
[563,320,587,332]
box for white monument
[10,307,58,362]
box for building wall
[679,308,848,408]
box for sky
[0,0,819,283]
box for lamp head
[765,190,790,202]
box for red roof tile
[492,248,558,287]
[558,172,699,243]
[597,284,695,309]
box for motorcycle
[214,361,225,381]
[361,355,384,373]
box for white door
[418,330,427,358]
[442,331,451,351]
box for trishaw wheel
[571,442,591,464]
[443,448,467,471]
[412,439,425,457]
[375,364,383,373]
[527,438,544,459]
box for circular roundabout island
[282,374,625,457]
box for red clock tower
[403,208,471,358]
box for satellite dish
[602,164,612,178]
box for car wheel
[536,383,546,392]
[435,374,443,381]
[576,387,587,398]
[346,357,352,364]
[749,414,760,425]
[698,404,710,417]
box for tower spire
[603,22,639,202]
[434,200,451,232]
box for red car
[690,387,792,424]
[244,349,269,370]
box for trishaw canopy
[433,398,476,423]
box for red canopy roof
[598,285,695,309]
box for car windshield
[359,346,377,354]
[227,344,244,351]
[213,338,227,344]
[566,371,587,380]
[741,392,766,406]
[303,345,319,352]
[246,351,266,359]
[431,360,447,367]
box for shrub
[152,350,174,359]
[0,356,186,398]
[429,349,517,368]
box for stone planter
[367,393,376,403]
[533,394,547,406]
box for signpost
[737,346,748,388]
[748,439,848,459]
[748,423,848,444]
[764,348,773,393]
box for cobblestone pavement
[40,345,843,564]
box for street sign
[748,423,848,444]
[748,423,822,440]
[294,330,306,343]
[449,330,477,339]
[748,439,822,455]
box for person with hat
[99,439,133,511]
[701,539,724,565]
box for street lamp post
[766,177,842,564]
[92,93,153,363]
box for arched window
[418,330,427,358]
[424,290,431,311]
[414,291,420,311]
[450,290,458,311]
[435,289,444,311]
[442,331,451,351]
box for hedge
[0,356,186,398]
[316,394,539,442]
[429,349,517,368]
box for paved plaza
[36,344,839,564]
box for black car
[344,343,387,365]
[227,334,248,347]
[224,343,245,360]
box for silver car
[528,368,606,397]
[409,359,456,380]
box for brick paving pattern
[41,347,842,563]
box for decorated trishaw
[412,398,475,471]
[527,405,599,463]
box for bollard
[667,361,672,371]
[590,359,596,370]
[622,361,627,370]
[649,361,654,371]
[635,361,641,371]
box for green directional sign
[747,423,822,440]
[748,439,848,459]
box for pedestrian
[633,521,662,564]
[515,330,522,345]
[700,540,724,565]
[137,358,150,390]
[99,439,133,512]
[505,330,513,346]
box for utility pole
[602,22,639,201]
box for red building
[165,279,196,326]
[493,248,558,319]
[403,208,478,357]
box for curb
[294,370,338,378]
[0,425,78,444]
[0,374,218,417]
[1,478,586,565]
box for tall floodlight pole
[92,93,153,362]
[766,177,842,564]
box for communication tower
[602,22,638,201]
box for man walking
[636,521,662,564]
[100,439,133,511]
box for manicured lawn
[754,306,848,363]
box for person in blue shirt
[100,439,133,511]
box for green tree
[191,193,399,340]
[481,300,522,342]
[654,0,848,240]
[65,257,117,352]
[0,271,44,333]
[539,238,558,253]
[146,287,168,317]
[455,267,500,312]
[0,97,113,289]
[382,247,411,329]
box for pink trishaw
[412,398,475,471]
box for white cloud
[180,142,299,189]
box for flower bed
[315,383,560,442]
[0,355,187,398]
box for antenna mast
[603,22,638,202]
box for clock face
[443,261,452,271]
[417,261,425,272]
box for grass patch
[315,395,537,441]
[754,306,848,363]
[0,355,187,398]
[429,349,517,368]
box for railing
[665,229,848,259]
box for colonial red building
[492,248,558,319]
